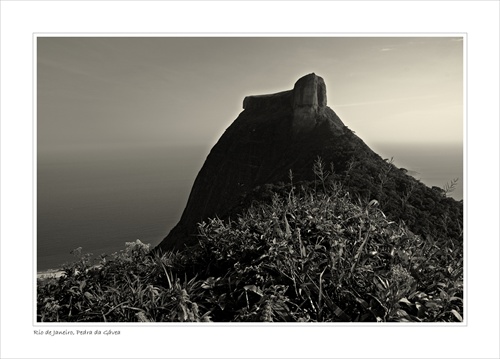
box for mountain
[158,73,462,252]
[37,73,463,323]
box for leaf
[68,288,79,295]
[398,297,413,307]
[354,297,370,310]
[373,275,389,290]
[416,303,426,318]
[243,285,263,296]
[393,309,413,322]
[368,295,388,319]
[425,301,439,310]
[450,309,463,322]
[217,293,227,310]
[321,294,351,322]
[438,288,450,301]
[202,277,216,289]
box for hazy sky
[37,36,463,153]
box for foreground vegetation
[37,161,463,322]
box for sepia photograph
[36,36,464,323]
[1,1,499,358]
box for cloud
[380,48,393,52]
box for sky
[37,37,463,155]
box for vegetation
[37,159,463,322]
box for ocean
[36,144,208,271]
[36,143,463,271]
[372,143,464,200]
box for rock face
[158,73,380,251]
[293,72,327,109]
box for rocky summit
[158,73,462,252]
[159,73,380,251]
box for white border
[1,1,499,359]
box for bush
[37,240,211,322]
[37,161,463,322]
[187,176,462,322]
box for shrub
[37,161,463,322]
[186,174,462,322]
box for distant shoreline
[37,264,104,280]
[37,269,65,279]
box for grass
[37,160,463,322]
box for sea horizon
[37,142,463,272]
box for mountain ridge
[158,73,462,252]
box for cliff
[159,74,378,251]
[158,73,462,252]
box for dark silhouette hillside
[158,73,462,252]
